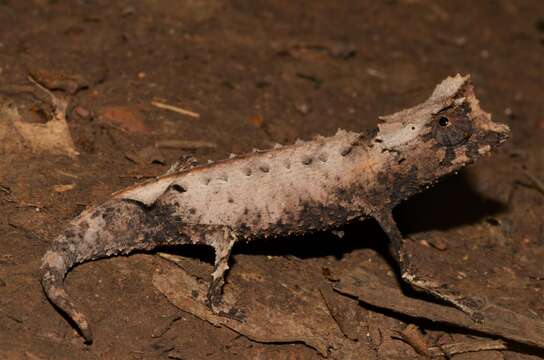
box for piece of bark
[428,339,506,357]
[332,266,544,349]
[153,255,345,356]
[155,140,217,150]
[1,85,79,158]
[320,286,361,341]
[395,324,430,356]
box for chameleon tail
[40,199,165,343]
[41,244,93,343]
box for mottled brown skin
[41,75,510,343]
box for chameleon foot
[206,279,245,321]
[400,264,486,322]
[376,210,486,322]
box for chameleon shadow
[235,218,389,260]
[393,171,508,234]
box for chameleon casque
[41,74,510,343]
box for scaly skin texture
[41,74,510,343]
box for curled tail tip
[41,268,94,344]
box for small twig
[3,198,44,209]
[155,140,217,150]
[53,184,76,193]
[27,75,55,101]
[151,100,200,119]
[156,252,184,264]
[17,202,45,210]
[5,313,24,324]
[28,75,69,115]
[394,324,430,356]
[151,313,182,338]
[119,174,157,180]
[429,339,507,357]
[523,170,544,196]
[0,184,10,194]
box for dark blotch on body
[142,202,186,245]
[102,206,116,223]
[389,165,420,206]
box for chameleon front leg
[206,228,244,320]
[375,211,485,322]
[208,228,236,307]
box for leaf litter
[155,251,544,357]
[153,253,375,357]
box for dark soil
[0,1,543,359]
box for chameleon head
[425,75,510,168]
[374,74,510,191]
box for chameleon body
[41,75,510,343]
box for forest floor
[0,1,543,359]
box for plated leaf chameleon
[41,74,510,343]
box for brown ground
[0,1,543,359]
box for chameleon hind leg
[376,211,485,321]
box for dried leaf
[320,286,361,341]
[248,114,264,128]
[97,106,148,134]
[428,339,507,357]
[28,67,89,94]
[153,255,345,355]
[0,93,78,158]
[125,146,165,165]
[26,55,106,95]
[53,184,76,193]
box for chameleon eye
[438,116,449,127]
[432,106,473,146]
